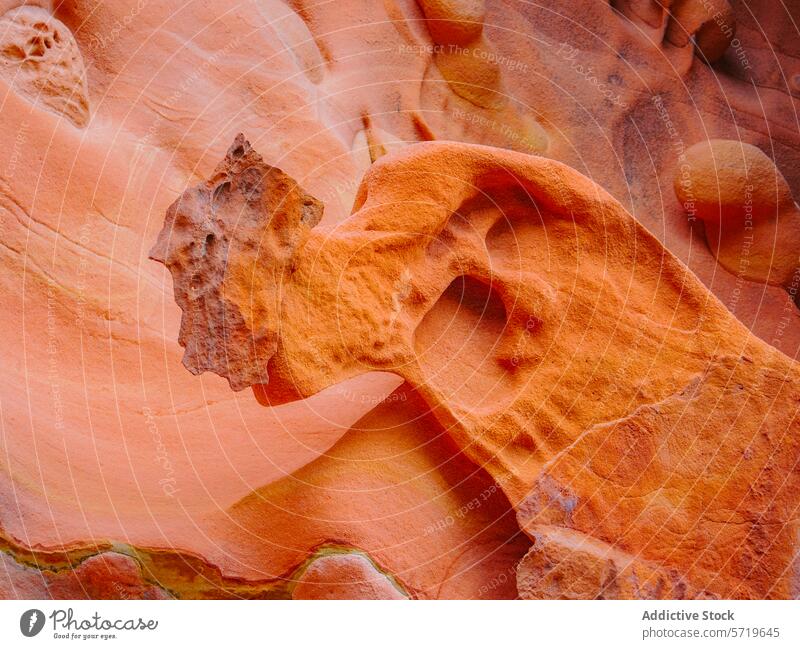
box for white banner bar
[0,600,797,648]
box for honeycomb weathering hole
[414,275,511,410]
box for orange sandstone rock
[418,0,486,47]
[200,384,529,600]
[149,134,324,391]
[0,5,89,127]
[674,140,800,290]
[1,0,799,601]
[155,137,800,599]
[665,0,736,64]
[291,553,408,600]
[417,0,548,149]
[517,526,716,600]
[1,551,169,599]
[433,38,504,109]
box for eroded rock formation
[674,139,800,294]
[0,5,89,126]
[291,552,409,600]
[149,134,324,390]
[154,137,800,599]
[0,0,798,600]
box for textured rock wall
[0,0,798,599]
